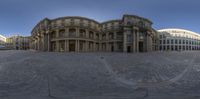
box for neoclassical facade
[30,14,159,53]
[158,28,200,51]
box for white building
[158,28,200,51]
[0,34,6,48]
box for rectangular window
[167,40,169,44]
[171,40,174,44]
[175,40,178,44]
[167,45,170,50]
[160,46,162,50]
[163,40,166,44]
[160,35,162,39]
[127,34,133,42]
[183,40,185,44]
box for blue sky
[0,0,199,37]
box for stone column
[66,40,69,52]
[114,42,117,52]
[136,31,139,52]
[133,30,136,52]
[106,33,109,41]
[86,41,89,52]
[99,42,102,52]
[37,37,40,51]
[42,33,45,51]
[65,40,67,52]
[76,28,79,38]
[65,28,69,37]
[35,38,37,50]
[147,31,152,52]
[99,34,102,51]
[56,29,59,38]
[48,33,50,51]
[149,35,152,51]
[85,30,88,39]
[83,41,86,52]
[56,41,59,52]
[123,31,127,52]
[114,32,117,40]
[146,34,149,52]
[77,40,80,52]
[75,40,78,52]
[45,33,49,51]
[94,32,96,40]
[88,42,90,52]
[106,42,109,52]
[144,33,146,52]
[93,42,96,52]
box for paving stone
[0,50,200,99]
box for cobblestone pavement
[0,50,200,99]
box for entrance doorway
[69,41,75,52]
[16,46,19,50]
[127,46,131,53]
[111,46,114,52]
[139,42,143,52]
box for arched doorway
[127,46,131,53]
[69,40,75,52]
[111,46,114,52]
[139,41,144,52]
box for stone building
[30,14,159,53]
[6,35,30,50]
[158,28,200,51]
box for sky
[0,0,199,37]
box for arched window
[59,29,65,37]
[96,34,99,40]
[117,32,123,39]
[51,31,56,39]
[127,21,132,25]
[138,21,145,28]
[109,32,114,39]
[102,34,106,40]
[79,29,86,38]
[69,28,76,37]
[139,32,144,40]
[89,31,94,39]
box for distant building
[31,14,159,53]
[158,28,200,51]
[6,35,30,50]
[0,34,6,49]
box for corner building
[30,15,159,53]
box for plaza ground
[0,50,200,99]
